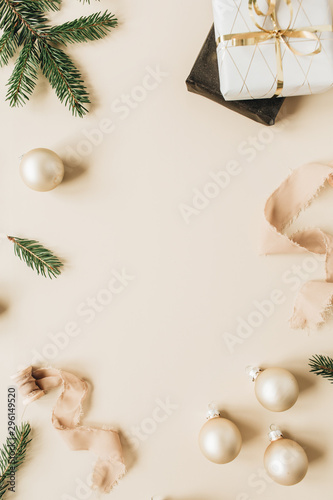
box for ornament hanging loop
[268,425,283,442]
[207,401,221,419]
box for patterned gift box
[186,26,285,125]
[213,0,333,100]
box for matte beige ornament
[20,148,64,192]
[199,406,242,464]
[264,427,308,486]
[247,366,299,412]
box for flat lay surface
[1,0,333,499]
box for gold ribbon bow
[217,0,332,97]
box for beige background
[1,1,333,499]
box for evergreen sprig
[0,0,118,116]
[46,12,118,46]
[6,39,39,106]
[309,354,333,384]
[0,422,32,499]
[0,26,18,66]
[8,236,63,278]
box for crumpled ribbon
[12,366,126,493]
[217,0,332,97]
[260,162,333,329]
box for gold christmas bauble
[199,416,242,464]
[252,367,299,412]
[264,431,308,486]
[20,148,64,192]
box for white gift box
[212,0,333,100]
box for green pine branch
[0,0,118,116]
[309,355,333,383]
[0,25,18,66]
[8,236,63,279]
[1,0,49,36]
[46,12,117,46]
[26,0,61,13]
[6,38,39,106]
[38,41,89,116]
[0,422,32,499]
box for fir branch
[0,0,118,115]
[0,26,18,66]
[0,422,32,499]
[46,11,118,46]
[8,236,63,279]
[26,0,61,13]
[38,41,89,116]
[309,354,333,383]
[6,38,39,106]
[1,0,49,36]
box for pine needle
[309,354,333,384]
[8,236,63,279]
[0,422,32,499]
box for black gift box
[186,26,285,126]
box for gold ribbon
[216,0,332,97]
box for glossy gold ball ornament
[264,426,308,486]
[247,366,299,412]
[20,148,64,192]
[199,406,242,464]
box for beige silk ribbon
[12,366,126,493]
[217,0,331,97]
[260,162,333,329]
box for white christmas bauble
[264,429,308,486]
[20,148,64,192]
[248,367,299,412]
[199,413,242,464]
